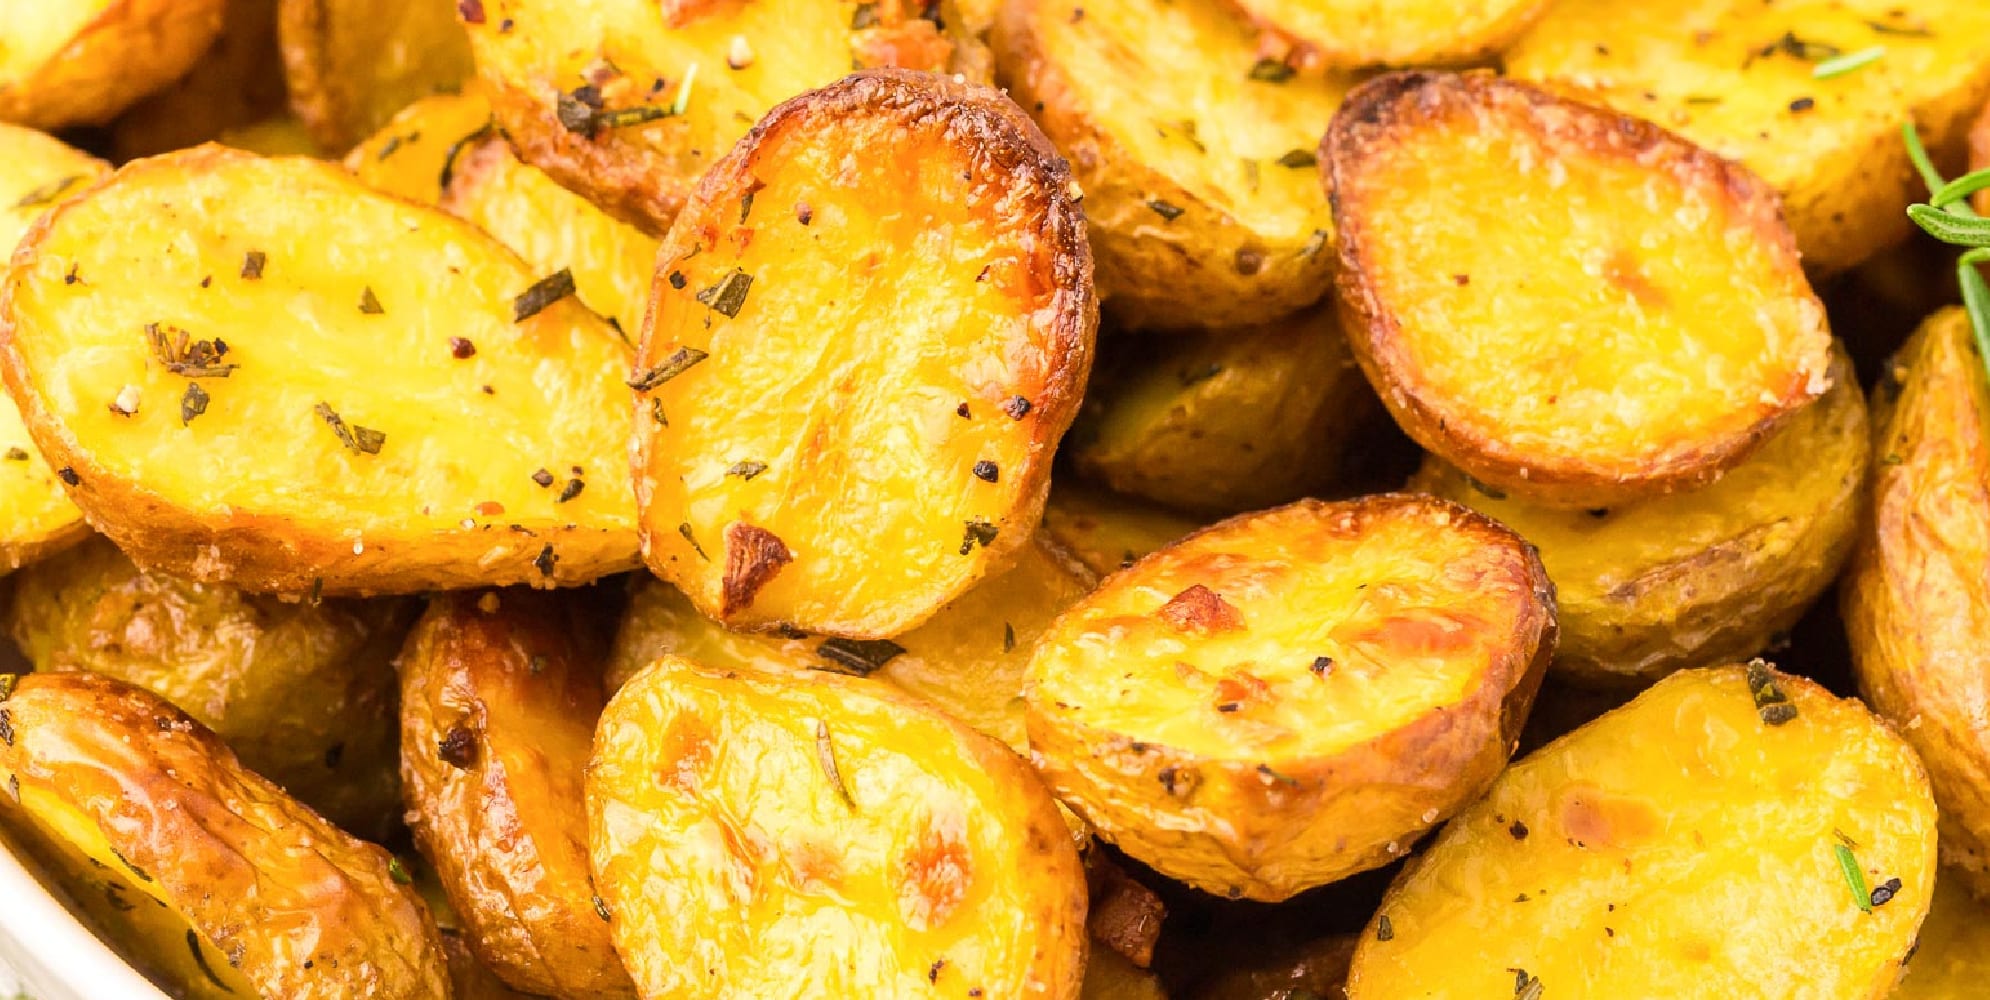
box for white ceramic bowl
[0,832,171,1000]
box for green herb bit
[438,121,497,191]
[678,522,709,560]
[1275,148,1317,168]
[1833,842,1873,913]
[1247,58,1294,82]
[672,63,700,117]
[1931,168,1990,211]
[314,402,385,455]
[513,267,577,322]
[11,174,86,210]
[144,322,237,378]
[388,857,413,884]
[813,719,857,809]
[1744,659,1796,725]
[1813,45,1884,80]
[628,347,711,391]
[816,638,906,675]
[180,384,209,426]
[695,269,754,317]
[1901,122,1990,381]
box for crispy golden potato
[400,589,635,998]
[1843,307,1990,900]
[1071,307,1382,515]
[0,125,104,576]
[108,0,290,159]
[1027,494,1555,900]
[609,535,1093,752]
[1041,484,1204,578]
[1892,872,1990,998]
[1414,348,1868,686]
[994,0,1346,329]
[0,0,227,129]
[0,145,638,595]
[588,655,1089,999]
[5,537,412,839]
[461,0,989,236]
[0,672,451,998]
[278,0,474,150]
[1346,664,1938,999]
[445,932,541,1000]
[1507,2,1990,275]
[634,71,1095,637]
[1196,934,1355,1000]
[1082,949,1168,1000]
[347,90,660,340]
[1326,71,1832,509]
[1230,0,1549,68]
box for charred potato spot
[1234,0,1550,68]
[0,145,638,594]
[0,0,227,129]
[1347,665,1937,999]
[994,0,1347,328]
[400,590,635,998]
[0,672,450,998]
[1326,71,1831,508]
[1508,1,1990,274]
[1418,348,1868,686]
[277,0,475,149]
[635,70,1095,637]
[1027,494,1555,900]
[587,656,1088,999]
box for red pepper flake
[449,337,477,359]
[475,501,505,517]
[437,725,478,768]
[457,0,486,22]
[531,468,555,487]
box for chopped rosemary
[725,460,768,480]
[672,63,699,117]
[1864,20,1932,38]
[959,517,999,555]
[1248,58,1294,82]
[531,468,554,487]
[180,384,209,425]
[1744,659,1796,725]
[1146,198,1185,221]
[1763,31,1842,62]
[1376,915,1394,941]
[557,84,675,136]
[678,522,708,560]
[438,121,496,191]
[2,448,25,461]
[556,478,585,502]
[695,269,754,317]
[1812,46,1885,80]
[1275,149,1317,168]
[314,402,385,455]
[533,543,558,576]
[1902,122,1990,380]
[813,719,856,808]
[241,250,266,280]
[628,347,710,390]
[816,638,906,675]
[359,286,384,315]
[12,174,86,210]
[1512,970,1544,1000]
[1834,842,1872,913]
[388,857,413,884]
[1004,623,1016,652]
[513,268,577,322]
[593,894,612,921]
[144,323,237,378]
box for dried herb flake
[359,286,384,315]
[678,522,709,560]
[533,544,558,576]
[314,402,385,455]
[1146,198,1185,221]
[959,517,999,555]
[814,719,857,808]
[513,268,577,322]
[628,347,710,391]
[556,478,585,503]
[971,460,999,483]
[1248,58,1294,82]
[1276,148,1317,168]
[240,250,266,280]
[695,269,754,317]
[12,175,86,210]
[180,384,209,425]
[816,638,906,675]
[726,460,768,480]
[145,323,237,378]
[1744,659,1797,725]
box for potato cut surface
[1040,484,1203,578]
[278,0,475,149]
[995,0,1347,328]
[1417,348,1867,685]
[1028,494,1555,899]
[1232,0,1551,68]
[0,146,638,595]
[1327,71,1831,508]
[588,656,1088,1000]
[0,672,450,999]
[1347,664,1937,1000]
[635,70,1094,637]
[1508,0,1990,274]
[0,0,226,129]
[345,87,498,205]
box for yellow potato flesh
[0,5,115,84]
[345,88,496,205]
[1235,0,1549,67]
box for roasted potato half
[0,0,226,129]
[400,589,635,998]
[278,0,474,149]
[1507,1,1990,275]
[609,534,1093,752]
[1326,71,1832,509]
[1071,306,1381,515]
[109,0,291,160]
[460,0,987,236]
[995,0,1346,329]
[588,656,1089,999]
[0,672,450,999]
[1892,871,1990,998]
[1346,664,1937,999]
[1041,484,1204,578]
[0,125,104,576]
[1027,494,1555,900]
[1843,307,1990,899]
[5,537,412,839]
[1229,0,1550,69]
[0,145,639,595]
[1414,347,1868,686]
[635,70,1095,637]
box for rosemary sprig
[1833,841,1873,914]
[1812,46,1884,80]
[1902,122,1990,370]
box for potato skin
[994,0,1345,329]
[0,145,639,596]
[0,0,227,129]
[1027,494,1555,900]
[635,70,1094,637]
[0,672,451,999]
[400,589,636,998]
[588,656,1089,999]
[278,0,475,149]
[109,0,291,159]
[5,537,412,839]
[1326,71,1831,509]
[1346,664,1937,1000]
[1843,307,1990,900]
[1415,348,1868,686]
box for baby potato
[1229,0,1550,69]
[5,537,412,839]
[588,655,1089,999]
[1507,1,1990,275]
[1041,484,1205,578]
[635,70,1095,637]
[994,0,1346,329]
[1892,872,1990,998]
[109,0,292,159]
[0,145,638,595]
[1071,306,1383,515]
[278,0,474,149]
[1346,664,1938,1000]
[1414,347,1868,686]
[0,125,105,576]
[0,0,226,129]
[400,589,635,998]
[1326,71,1832,509]
[460,0,988,235]
[0,671,451,999]
[1027,494,1555,901]
[1843,307,1990,900]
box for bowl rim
[0,833,172,999]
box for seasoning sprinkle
[513,268,577,322]
[1276,148,1317,168]
[1788,96,1816,113]
[726,460,769,480]
[241,250,266,280]
[556,478,585,502]
[314,402,385,455]
[533,543,558,576]
[1513,969,1544,1000]
[628,347,710,390]
[1299,228,1329,259]
[971,460,999,483]
[814,719,856,808]
[144,323,237,378]
[359,286,384,314]
[1310,656,1334,676]
[1865,20,1932,38]
[1002,395,1032,420]
[695,269,754,317]
[1813,46,1885,80]
[1248,58,1294,82]
[678,522,709,560]
[1744,659,1797,725]
[959,517,999,555]
[1834,842,1873,913]
[449,336,477,359]
[12,174,86,210]
[668,270,687,289]
[1004,623,1016,652]
[438,122,496,190]
[1871,877,1903,908]
[180,384,209,425]
[3,448,26,461]
[593,895,612,921]
[1376,915,1394,941]
[1146,198,1185,221]
[437,725,478,768]
[531,468,555,487]
[817,638,906,675]
[56,467,78,486]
